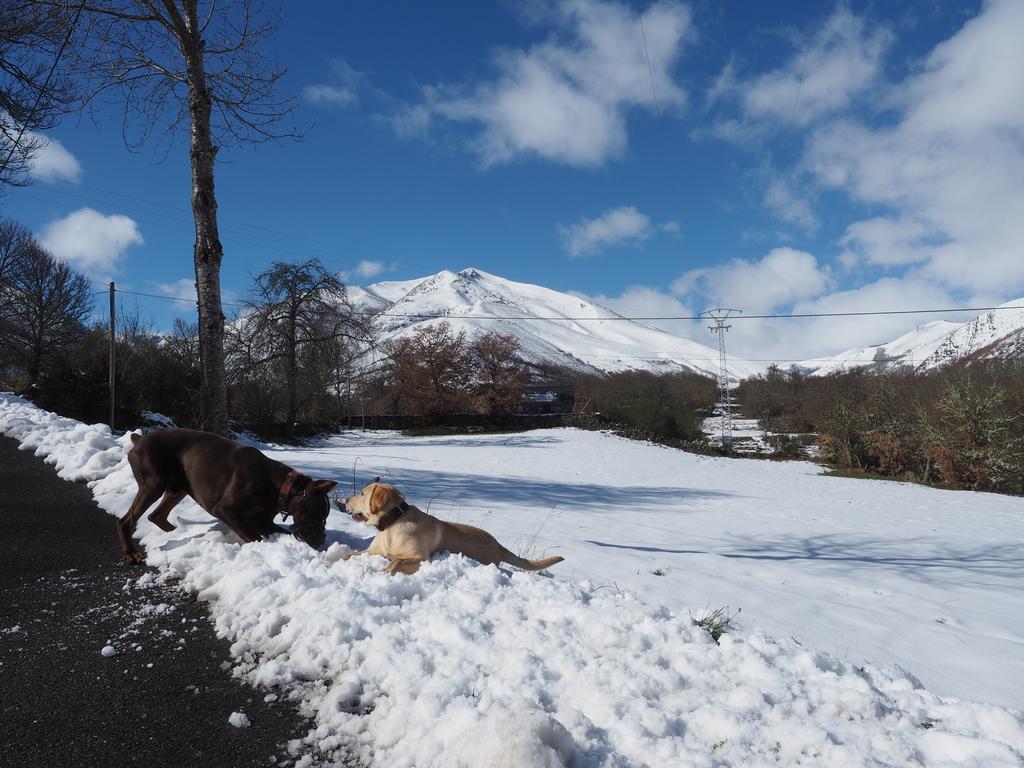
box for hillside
[797,320,962,376]
[798,300,1024,376]
[352,268,762,379]
[350,269,1024,380]
[921,301,1024,368]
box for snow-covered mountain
[351,268,761,379]
[920,300,1024,368]
[797,321,962,376]
[798,299,1024,376]
[350,269,1023,379]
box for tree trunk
[286,309,297,438]
[183,16,227,434]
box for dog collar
[278,470,310,519]
[376,500,409,531]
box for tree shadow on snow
[589,533,1024,588]
[296,462,736,514]
[311,434,564,450]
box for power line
[17,173,384,262]
[639,15,658,104]
[364,303,1019,321]
[96,286,1024,324]
[15,189,353,264]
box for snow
[2,392,1023,767]
[100,645,118,657]
[228,711,251,728]
[799,299,1024,376]
[798,321,963,376]
[353,268,762,380]
[921,299,1024,369]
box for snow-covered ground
[2,393,1023,767]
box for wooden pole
[109,281,116,430]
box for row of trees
[2,0,298,434]
[0,224,545,434]
[738,365,1024,494]
[569,368,716,442]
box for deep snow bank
[2,393,1022,767]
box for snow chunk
[100,645,117,657]
[228,711,251,729]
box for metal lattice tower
[700,308,741,450]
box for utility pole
[108,281,116,431]
[700,308,741,451]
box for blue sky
[4,0,1022,359]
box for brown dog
[340,481,564,575]
[117,428,337,564]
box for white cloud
[805,0,1024,294]
[39,208,143,273]
[727,8,893,129]
[838,216,930,268]
[353,260,387,279]
[665,274,957,362]
[576,285,697,336]
[763,176,817,231]
[740,276,959,362]
[340,259,393,283]
[303,59,365,108]
[699,8,891,230]
[155,278,196,303]
[396,0,693,167]
[27,133,81,183]
[560,206,652,256]
[672,247,830,313]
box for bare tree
[0,1,80,191]
[62,0,300,433]
[236,258,366,437]
[472,332,529,417]
[380,324,474,419]
[0,218,33,283]
[0,231,93,385]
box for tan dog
[340,482,564,575]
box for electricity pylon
[700,308,741,450]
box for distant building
[521,384,574,414]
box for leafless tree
[0,218,33,283]
[472,332,529,416]
[380,324,474,419]
[0,1,80,191]
[59,0,301,433]
[0,229,93,385]
[234,258,367,437]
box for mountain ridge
[350,267,1024,379]
[352,268,761,379]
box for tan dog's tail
[503,553,565,571]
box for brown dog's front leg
[211,502,261,544]
[117,486,162,564]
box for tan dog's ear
[368,484,396,516]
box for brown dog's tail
[502,553,565,571]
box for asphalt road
[0,436,316,767]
